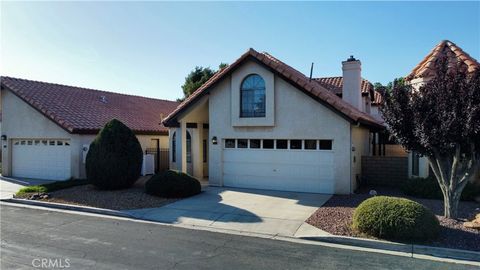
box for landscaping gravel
[31,177,176,210]
[306,187,480,251]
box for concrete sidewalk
[125,187,331,237]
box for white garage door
[12,139,71,180]
[222,139,335,194]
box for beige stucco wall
[1,89,168,179]
[351,126,370,191]
[206,60,354,194]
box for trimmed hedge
[86,119,143,190]
[16,178,88,196]
[145,170,201,198]
[352,196,439,241]
[402,176,480,201]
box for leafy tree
[180,63,228,100]
[374,77,405,94]
[381,58,480,218]
[86,119,143,190]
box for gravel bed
[20,177,176,210]
[306,187,480,251]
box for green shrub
[352,196,439,241]
[145,170,201,198]
[402,176,480,201]
[16,178,88,196]
[86,119,143,190]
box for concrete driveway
[125,187,331,237]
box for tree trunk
[442,188,460,219]
[427,152,474,219]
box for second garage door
[12,139,71,180]
[222,139,335,194]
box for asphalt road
[0,204,475,270]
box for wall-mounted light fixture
[212,136,218,145]
[1,135,7,141]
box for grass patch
[16,178,88,196]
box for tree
[374,77,405,94]
[381,59,480,218]
[180,63,228,100]
[86,119,143,190]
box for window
[305,140,317,150]
[237,139,248,148]
[186,131,192,163]
[57,141,63,146]
[249,139,261,149]
[263,139,274,149]
[319,140,333,150]
[172,132,176,162]
[240,74,266,117]
[225,139,236,148]
[290,140,302,149]
[203,140,207,163]
[276,140,288,149]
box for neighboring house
[0,77,179,180]
[404,40,480,178]
[163,49,384,194]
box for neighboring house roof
[406,40,480,81]
[163,48,384,130]
[312,77,374,99]
[372,90,384,105]
[0,77,179,135]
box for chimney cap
[347,55,357,62]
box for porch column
[180,121,187,173]
[193,123,204,179]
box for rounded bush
[352,196,439,241]
[86,119,143,190]
[145,170,201,198]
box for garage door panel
[12,139,71,181]
[223,148,334,194]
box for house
[404,40,480,178]
[0,77,179,180]
[163,49,384,194]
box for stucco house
[163,49,384,194]
[0,77,179,180]
[404,40,480,179]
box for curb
[1,198,133,219]
[2,198,479,265]
[302,235,480,263]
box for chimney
[342,55,362,111]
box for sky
[1,1,479,101]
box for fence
[361,156,408,187]
[145,148,170,173]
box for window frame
[240,74,266,118]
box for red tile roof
[406,40,480,81]
[313,76,374,98]
[1,77,179,135]
[372,90,384,105]
[163,48,384,130]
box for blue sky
[1,1,479,100]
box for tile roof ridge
[1,76,179,104]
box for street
[0,204,475,270]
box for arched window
[172,132,176,162]
[240,74,266,117]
